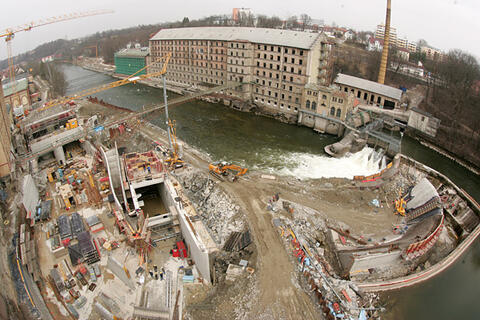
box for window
[336,109,342,117]
[292,49,296,55]
[284,57,288,63]
[322,94,327,100]
[312,102,317,110]
[377,96,381,104]
[306,100,311,109]
[291,58,295,63]
[295,97,299,103]
[357,91,361,98]
[330,107,335,116]
[339,99,343,104]
[344,87,348,92]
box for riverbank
[60,64,480,319]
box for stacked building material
[70,212,85,238]
[68,243,83,266]
[58,215,72,246]
[78,231,100,265]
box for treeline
[28,61,66,97]
[2,12,320,68]
[421,50,480,167]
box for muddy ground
[81,101,400,320]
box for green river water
[62,64,480,319]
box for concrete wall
[22,174,39,217]
[164,178,212,282]
[100,146,123,212]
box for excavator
[394,190,407,216]
[209,161,248,181]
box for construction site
[1,3,480,320]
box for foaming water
[276,147,387,179]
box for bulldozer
[209,161,248,181]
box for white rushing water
[276,147,387,179]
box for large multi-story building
[114,46,150,76]
[375,24,397,48]
[420,45,443,61]
[149,27,333,120]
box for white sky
[1,0,479,60]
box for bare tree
[256,15,282,28]
[286,16,299,30]
[299,14,312,31]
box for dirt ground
[83,102,401,319]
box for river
[61,64,480,319]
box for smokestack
[377,0,391,84]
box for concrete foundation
[53,146,66,165]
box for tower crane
[0,9,114,83]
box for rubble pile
[267,196,381,319]
[176,168,245,245]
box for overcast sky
[1,0,479,60]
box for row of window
[255,61,303,75]
[256,44,304,56]
[257,53,303,65]
[255,70,301,82]
[152,40,307,58]
[254,96,299,111]
[304,100,342,118]
[254,87,300,103]
[342,86,384,104]
[254,78,301,93]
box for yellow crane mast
[39,53,172,111]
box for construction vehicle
[66,118,79,130]
[394,191,407,216]
[209,161,248,181]
[164,119,184,169]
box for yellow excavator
[394,190,407,216]
[209,161,248,181]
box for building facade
[0,84,11,178]
[2,77,31,109]
[375,24,397,48]
[149,27,333,120]
[298,83,355,135]
[420,46,443,61]
[334,73,403,109]
[114,47,150,76]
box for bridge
[17,81,246,164]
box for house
[407,107,440,137]
[344,30,355,41]
[334,73,403,109]
[367,37,384,52]
[396,48,410,61]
